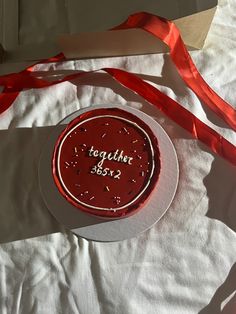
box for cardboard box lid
[67,0,217,32]
[59,7,217,59]
[0,0,217,62]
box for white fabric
[0,0,236,313]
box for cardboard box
[0,0,217,62]
[59,6,217,59]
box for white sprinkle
[132,140,138,143]
[89,196,95,200]
[74,147,78,153]
[113,196,121,200]
[82,144,86,147]
[101,133,106,138]
[105,186,110,192]
[141,171,145,177]
[104,123,109,126]
[65,162,70,166]
[123,127,128,133]
[84,191,89,194]
[131,179,136,183]
[114,199,120,204]
[137,155,142,160]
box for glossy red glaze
[52,107,161,218]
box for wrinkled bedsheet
[0,1,236,313]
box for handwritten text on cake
[88,146,133,167]
[88,146,133,179]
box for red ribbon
[0,12,235,165]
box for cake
[52,107,161,219]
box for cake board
[38,105,179,242]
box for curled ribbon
[0,12,235,165]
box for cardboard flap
[59,7,217,59]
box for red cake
[52,107,161,219]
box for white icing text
[88,146,133,168]
[90,165,121,179]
